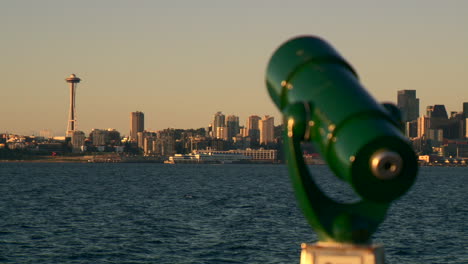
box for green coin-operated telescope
[266,36,418,259]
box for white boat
[166,152,252,164]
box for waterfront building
[130,111,144,142]
[144,136,155,155]
[90,129,107,146]
[167,152,251,164]
[440,140,468,158]
[106,129,121,145]
[153,129,176,156]
[185,136,210,153]
[88,129,121,147]
[196,148,278,162]
[37,142,65,154]
[233,134,250,149]
[397,90,419,122]
[71,130,85,153]
[259,115,274,145]
[209,138,226,151]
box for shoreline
[2,159,467,167]
[0,157,281,164]
[0,158,88,163]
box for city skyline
[4,98,468,138]
[1,1,467,135]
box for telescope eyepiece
[370,150,403,180]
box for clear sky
[1,0,467,136]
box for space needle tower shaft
[65,74,81,137]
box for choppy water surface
[0,163,466,264]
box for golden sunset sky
[1,1,467,136]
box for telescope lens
[370,150,403,180]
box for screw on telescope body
[370,150,403,180]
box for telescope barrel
[266,36,417,203]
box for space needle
[65,74,81,137]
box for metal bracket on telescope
[265,36,418,264]
[284,103,388,264]
[283,102,390,243]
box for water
[0,163,466,264]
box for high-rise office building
[212,112,225,139]
[216,127,228,141]
[424,104,466,140]
[463,102,468,118]
[137,131,146,150]
[397,90,419,122]
[426,105,448,119]
[405,120,418,138]
[130,111,144,141]
[206,124,213,138]
[246,115,261,143]
[465,118,468,139]
[417,116,431,138]
[259,115,274,145]
[427,128,444,146]
[239,127,248,137]
[463,102,468,139]
[226,115,240,141]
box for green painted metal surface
[266,36,418,244]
